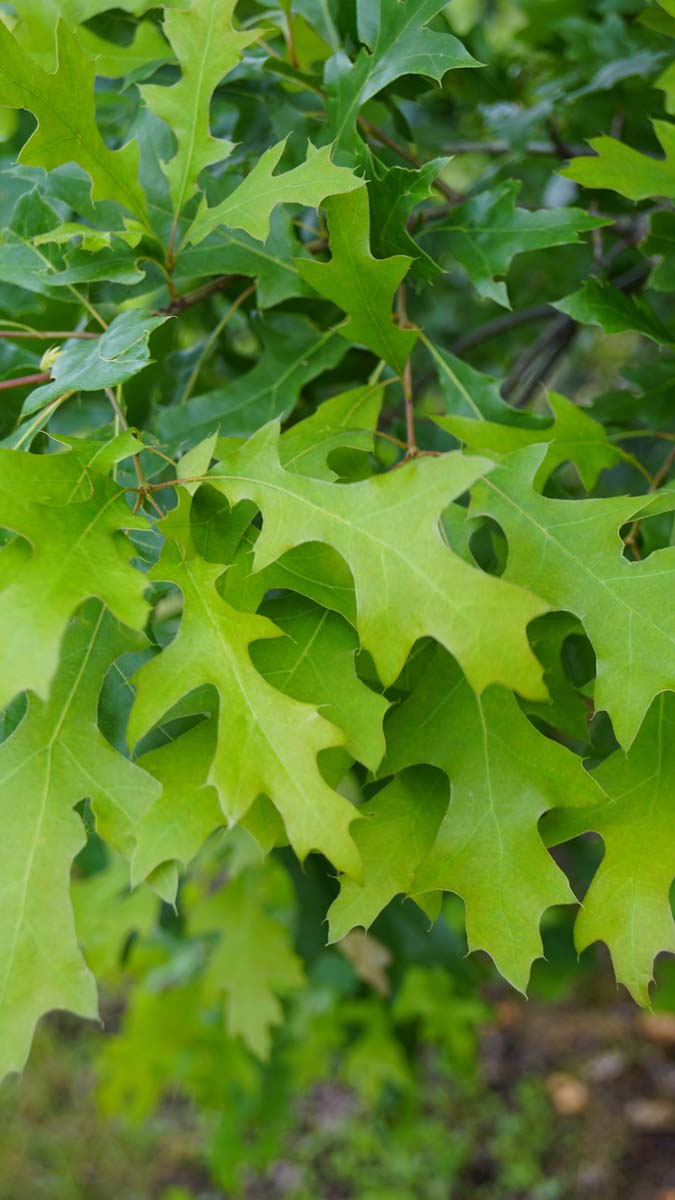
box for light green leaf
[190,862,304,1057]
[186,140,362,246]
[208,421,549,695]
[0,21,148,223]
[563,121,675,200]
[383,645,603,991]
[128,498,361,876]
[327,768,449,942]
[0,449,150,709]
[545,693,675,1004]
[131,720,223,896]
[472,446,675,748]
[277,380,386,480]
[141,0,260,217]
[72,852,158,981]
[429,344,622,489]
[251,593,389,771]
[0,602,160,1080]
[297,188,416,373]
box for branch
[0,330,99,340]
[442,139,592,158]
[450,305,556,355]
[0,371,52,391]
[157,274,245,316]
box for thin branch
[451,305,556,355]
[0,371,52,391]
[178,282,256,405]
[0,329,99,340]
[441,139,592,158]
[624,446,675,559]
[358,116,463,204]
[158,274,245,316]
[396,284,417,456]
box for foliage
[0,0,674,1105]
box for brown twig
[0,371,52,391]
[396,284,418,456]
[358,116,463,204]
[158,274,245,316]
[624,447,675,560]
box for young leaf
[186,141,362,246]
[562,120,675,200]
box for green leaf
[430,346,622,489]
[190,862,304,1058]
[72,852,158,982]
[326,0,479,151]
[175,210,313,307]
[0,448,150,709]
[141,0,261,218]
[0,602,160,1080]
[367,156,447,280]
[22,311,168,413]
[545,693,675,1004]
[327,767,449,942]
[186,140,362,246]
[553,278,673,346]
[251,593,389,771]
[209,421,549,695]
[0,21,149,223]
[471,446,675,748]
[426,181,610,308]
[131,719,223,898]
[156,314,348,448]
[128,498,361,876]
[382,645,603,990]
[12,2,169,78]
[296,188,417,373]
[563,121,675,200]
[277,380,386,480]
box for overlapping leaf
[208,420,549,695]
[545,693,675,1004]
[0,602,160,1079]
[128,498,361,876]
[0,447,150,709]
[382,645,604,990]
[472,446,675,747]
